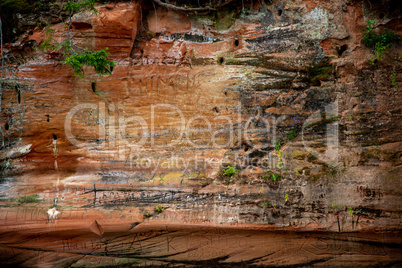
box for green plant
[294,168,300,175]
[223,165,238,177]
[288,128,297,141]
[348,207,354,217]
[275,141,284,169]
[363,20,399,62]
[40,26,57,51]
[275,141,281,152]
[285,194,289,202]
[64,0,97,15]
[155,204,164,213]
[271,173,282,181]
[63,49,115,78]
[362,20,376,44]
[12,194,40,204]
[263,170,281,181]
[262,200,270,209]
[38,0,114,78]
[331,203,343,212]
[58,40,73,56]
[263,169,272,178]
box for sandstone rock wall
[0,0,401,234]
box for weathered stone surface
[0,0,401,266]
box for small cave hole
[71,22,93,30]
[213,107,220,113]
[278,9,283,16]
[234,38,239,47]
[91,82,96,93]
[5,123,9,131]
[53,134,57,140]
[217,57,225,65]
[241,141,252,152]
[379,13,384,19]
[337,44,348,57]
[251,158,259,166]
[224,91,228,97]
[46,115,50,122]
[110,66,114,73]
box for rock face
[0,0,401,266]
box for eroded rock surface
[0,0,401,266]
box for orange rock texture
[0,0,401,266]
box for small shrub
[271,173,282,181]
[223,165,238,177]
[155,204,164,213]
[363,20,399,62]
[264,171,282,181]
[63,49,115,78]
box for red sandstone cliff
[0,0,401,266]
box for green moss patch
[11,194,41,204]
